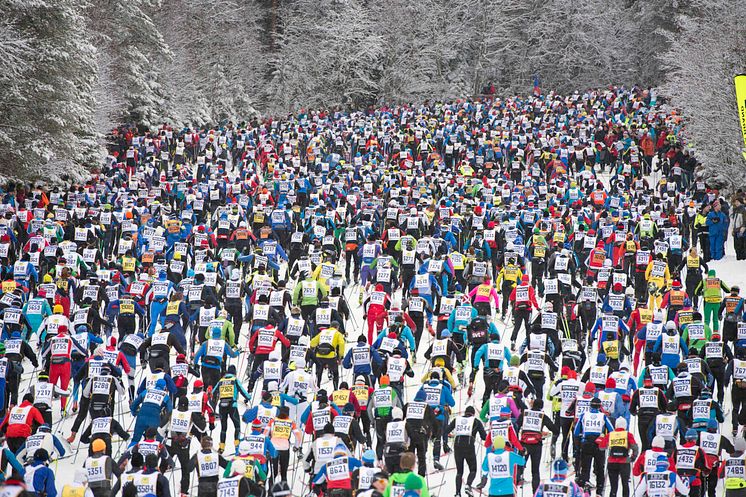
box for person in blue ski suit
[130,378,173,447]
[706,202,728,260]
[145,270,174,336]
[415,371,455,471]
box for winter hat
[552,459,569,476]
[404,473,423,490]
[652,435,665,449]
[362,449,376,465]
[231,459,247,476]
[736,438,746,453]
[34,449,50,462]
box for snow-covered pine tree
[87,0,172,127]
[659,0,746,185]
[157,0,266,124]
[521,0,639,92]
[0,0,99,182]
[454,0,532,95]
[373,0,474,103]
[266,0,382,113]
[627,0,683,86]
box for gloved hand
[476,476,487,489]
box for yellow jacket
[309,327,345,359]
[496,264,522,287]
[421,369,457,390]
[644,259,670,290]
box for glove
[209,422,215,431]
[467,382,474,397]
[476,476,487,489]
[293,446,302,454]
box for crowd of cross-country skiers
[0,87,745,497]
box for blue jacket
[706,211,728,233]
[481,449,525,495]
[131,389,173,418]
[573,408,614,439]
[342,343,383,375]
[473,341,512,370]
[416,380,455,419]
[25,461,57,497]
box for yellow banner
[736,74,746,149]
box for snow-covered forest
[0,0,744,181]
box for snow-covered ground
[29,181,746,497]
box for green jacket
[384,471,430,497]
[695,276,730,304]
[292,278,327,306]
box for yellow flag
[736,74,746,148]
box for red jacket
[596,428,638,463]
[509,284,539,310]
[249,325,290,355]
[1,401,45,438]
[104,346,132,374]
[484,422,524,452]
[632,448,676,477]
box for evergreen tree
[0,0,99,181]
